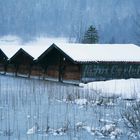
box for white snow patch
[75,99,88,106]
[101,124,122,139]
[101,124,116,134]
[27,123,39,135]
[84,78,140,99]
[99,119,115,124]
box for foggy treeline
[0,0,140,43]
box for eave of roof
[75,61,140,64]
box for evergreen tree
[82,25,99,44]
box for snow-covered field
[0,75,139,140]
[82,78,140,99]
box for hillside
[0,0,139,43]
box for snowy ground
[0,75,139,140]
[82,78,140,99]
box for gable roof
[0,44,50,60]
[37,43,75,63]
[53,43,140,63]
[10,48,34,61]
[22,45,50,60]
[1,43,140,63]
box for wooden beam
[43,66,48,80]
[28,65,32,78]
[79,64,82,82]
[15,64,19,76]
[58,54,63,82]
[4,63,7,75]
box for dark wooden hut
[37,44,81,82]
[0,49,8,74]
[8,48,34,77]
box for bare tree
[69,20,86,43]
[122,101,140,138]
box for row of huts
[0,43,140,83]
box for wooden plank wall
[63,65,80,80]
[30,65,44,77]
[0,63,5,74]
[6,64,16,73]
[43,64,81,81]
[46,65,59,78]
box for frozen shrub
[122,101,140,138]
[96,96,115,106]
[66,94,74,102]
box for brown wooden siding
[30,65,44,77]
[63,65,80,80]
[0,63,5,73]
[46,65,59,78]
[17,65,31,75]
[7,64,15,73]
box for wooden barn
[9,48,34,77]
[37,44,140,83]
[37,44,81,82]
[7,45,48,78]
[1,43,140,83]
[22,45,49,78]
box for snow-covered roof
[0,45,50,60]
[0,43,140,62]
[0,45,21,59]
[22,45,50,59]
[55,43,140,62]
